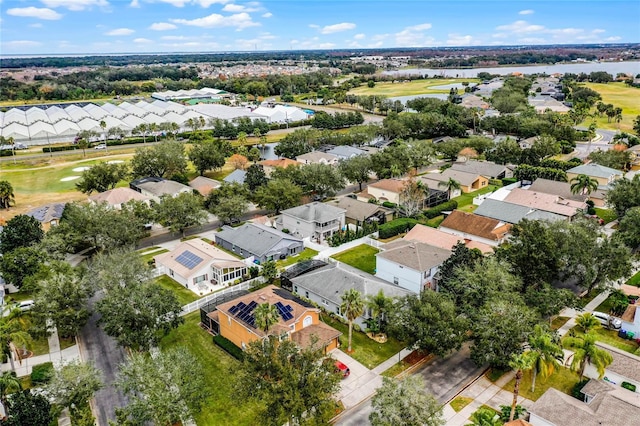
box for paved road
[574,128,616,159]
[335,344,484,426]
[78,294,130,426]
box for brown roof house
[258,158,301,178]
[439,210,511,246]
[189,176,221,196]
[420,168,489,195]
[331,197,394,225]
[205,285,341,354]
[88,187,151,209]
[357,178,407,204]
[403,224,494,254]
[376,240,452,293]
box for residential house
[439,210,512,246]
[223,169,247,184]
[518,136,539,149]
[459,94,490,110]
[376,240,452,293]
[432,136,455,144]
[89,187,151,209]
[420,168,489,194]
[528,381,640,426]
[278,202,346,244]
[582,342,640,394]
[154,238,248,291]
[503,187,586,220]
[358,179,407,204]
[130,177,193,201]
[528,95,571,113]
[566,163,624,187]
[450,160,513,180]
[472,79,504,97]
[258,158,301,178]
[214,223,304,264]
[331,197,394,225]
[290,262,411,329]
[295,151,340,166]
[627,145,640,167]
[474,198,565,224]
[528,177,608,207]
[206,285,341,353]
[189,176,221,196]
[621,302,640,337]
[403,224,494,254]
[325,145,367,160]
[26,202,66,231]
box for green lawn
[551,316,571,331]
[159,312,262,426]
[565,326,639,354]
[424,215,445,228]
[348,78,480,97]
[627,271,640,287]
[139,248,169,264]
[330,244,379,275]
[595,294,619,315]
[59,337,76,350]
[503,366,582,401]
[320,313,405,369]
[452,186,498,208]
[594,208,617,224]
[276,248,319,268]
[450,396,474,412]
[578,83,640,132]
[155,275,201,305]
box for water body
[382,61,640,78]
[388,93,449,104]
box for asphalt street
[335,344,484,426]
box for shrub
[424,200,458,219]
[213,335,244,361]
[502,177,518,186]
[572,378,590,401]
[281,228,289,234]
[30,362,54,384]
[381,201,397,208]
[378,218,418,239]
[42,145,78,153]
[622,381,637,392]
[488,179,502,186]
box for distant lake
[382,61,640,78]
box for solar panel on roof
[229,305,239,314]
[175,250,204,269]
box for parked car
[334,361,350,378]
[94,143,107,150]
[17,300,35,311]
[593,311,622,330]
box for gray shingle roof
[528,178,587,202]
[215,223,302,258]
[326,145,366,159]
[290,263,411,306]
[332,198,392,221]
[450,161,508,179]
[223,169,247,184]
[596,342,640,383]
[377,240,452,272]
[473,198,565,224]
[281,202,346,223]
[26,203,66,223]
[567,163,624,179]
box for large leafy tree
[75,162,129,194]
[188,140,227,176]
[387,291,468,357]
[236,337,340,426]
[254,178,302,214]
[527,325,563,393]
[116,348,208,425]
[607,175,640,218]
[130,140,187,179]
[436,242,484,292]
[47,360,102,425]
[339,155,373,191]
[370,376,444,426]
[300,163,345,199]
[244,163,268,191]
[154,192,207,237]
[618,206,640,249]
[588,149,631,171]
[340,289,365,353]
[486,137,522,165]
[370,145,411,179]
[208,194,249,225]
[565,332,613,379]
[0,180,15,209]
[5,390,53,426]
[0,214,44,254]
[0,246,47,289]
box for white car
[17,300,35,311]
[94,143,107,150]
[592,311,622,330]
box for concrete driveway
[331,349,383,410]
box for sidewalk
[1,329,80,376]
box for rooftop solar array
[175,250,204,269]
[229,300,258,328]
[275,301,294,321]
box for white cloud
[222,3,260,13]
[446,34,478,46]
[2,40,43,49]
[317,42,336,49]
[193,0,229,6]
[30,23,43,28]
[149,22,177,30]
[259,32,277,40]
[105,27,135,36]
[605,36,621,41]
[7,7,62,20]
[354,33,365,40]
[308,24,319,29]
[395,22,433,46]
[130,0,140,7]
[40,0,108,11]
[171,12,259,30]
[133,38,152,43]
[592,29,606,34]
[320,22,356,34]
[161,35,191,40]
[496,20,545,33]
[261,12,272,18]
[519,9,534,15]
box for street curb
[444,366,490,404]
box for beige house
[566,163,624,187]
[295,151,339,166]
[89,187,151,209]
[189,176,221,196]
[503,187,586,220]
[420,169,489,194]
[258,158,301,178]
[358,179,407,204]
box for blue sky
[1,0,638,55]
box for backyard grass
[348,78,480,97]
[565,326,639,354]
[330,244,379,275]
[320,313,405,369]
[159,312,262,426]
[594,207,617,224]
[595,294,619,315]
[276,248,319,268]
[627,270,640,287]
[503,366,582,401]
[155,275,201,305]
[551,316,571,331]
[452,186,498,208]
[578,82,640,132]
[139,248,169,264]
[450,396,474,412]
[424,215,445,228]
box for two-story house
[214,223,304,264]
[278,202,346,244]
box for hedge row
[0,150,14,157]
[378,218,418,239]
[381,201,397,209]
[502,177,518,186]
[424,200,458,219]
[43,145,78,153]
[213,334,244,361]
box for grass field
[155,275,201,306]
[276,248,319,268]
[348,78,480,97]
[450,396,474,412]
[330,244,379,275]
[578,82,640,132]
[503,366,581,401]
[159,312,262,426]
[565,326,639,354]
[628,271,640,287]
[452,185,498,208]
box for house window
[322,298,329,306]
[305,291,309,298]
[424,270,430,278]
[169,269,174,277]
[393,277,399,285]
[482,181,487,186]
[294,286,298,293]
[303,316,312,328]
[336,306,341,315]
[194,274,207,284]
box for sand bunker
[72,166,91,172]
[60,176,80,182]
[107,160,124,164]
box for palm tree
[0,307,33,372]
[149,122,159,143]
[570,174,599,196]
[468,407,502,426]
[6,136,16,165]
[366,290,393,334]
[438,178,461,200]
[0,371,21,407]
[99,120,107,151]
[575,312,601,334]
[508,352,534,422]
[565,332,613,379]
[253,303,280,335]
[0,180,15,209]
[340,289,365,353]
[528,325,563,392]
